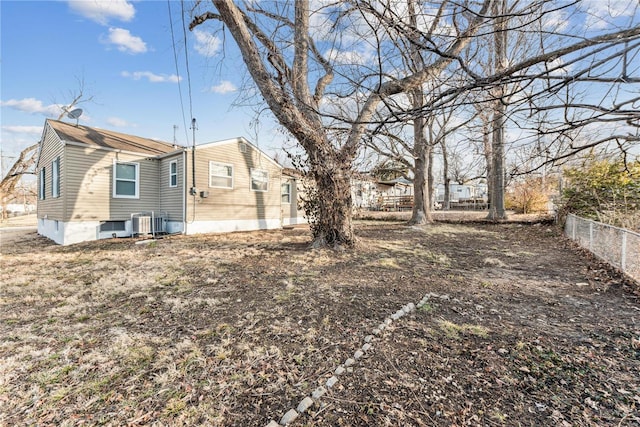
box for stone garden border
[264,292,447,426]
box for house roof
[282,167,304,178]
[46,119,177,155]
[378,177,413,186]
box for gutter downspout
[188,119,197,229]
[182,150,187,235]
[191,118,197,196]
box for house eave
[62,140,180,158]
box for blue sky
[1,1,638,178]
[1,0,282,173]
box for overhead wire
[180,0,195,124]
[168,0,197,224]
[167,0,190,145]
[180,0,197,199]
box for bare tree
[366,97,474,216]
[190,0,492,247]
[437,109,479,209]
[1,79,94,219]
[190,1,638,244]
[1,144,38,220]
[413,1,639,219]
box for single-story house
[36,119,305,245]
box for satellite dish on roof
[67,108,83,119]
[67,108,83,126]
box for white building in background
[435,183,488,204]
[1,204,37,214]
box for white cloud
[583,0,638,30]
[210,81,237,94]
[542,9,569,32]
[68,0,135,25]
[193,29,221,57]
[2,126,43,135]
[121,71,181,83]
[546,57,572,75]
[325,47,373,66]
[106,117,133,128]
[104,27,147,54]
[0,98,62,116]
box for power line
[167,0,190,145]
[180,0,194,124]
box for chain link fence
[564,213,640,284]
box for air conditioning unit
[131,212,167,237]
[153,215,166,234]
[132,215,152,235]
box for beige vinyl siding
[37,124,65,220]
[64,145,161,221]
[186,141,282,221]
[159,153,184,221]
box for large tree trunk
[410,149,430,224]
[481,114,492,211]
[409,89,432,224]
[309,157,355,247]
[487,104,507,220]
[440,138,450,210]
[486,0,508,221]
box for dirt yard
[1,219,639,426]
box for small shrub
[505,176,554,214]
[560,157,639,230]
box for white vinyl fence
[564,213,640,284]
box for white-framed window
[281,182,291,203]
[113,161,139,198]
[39,167,46,200]
[209,161,233,188]
[52,157,60,198]
[169,160,178,187]
[251,168,269,192]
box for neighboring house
[435,183,488,203]
[36,119,302,245]
[375,178,414,211]
[351,174,379,211]
[376,177,414,198]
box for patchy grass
[437,320,490,339]
[1,221,638,426]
